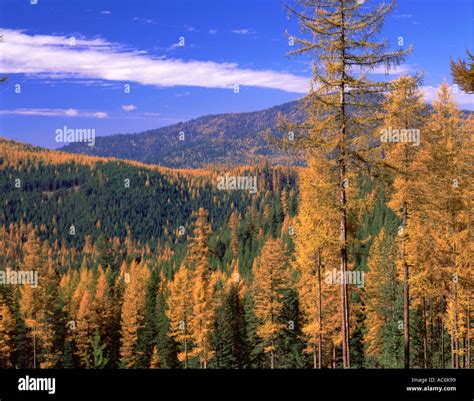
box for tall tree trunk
[401,123,410,369]
[468,295,471,369]
[339,150,350,369]
[317,250,323,369]
[184,337,188,369]
[422,297,428,368]
[270,339,275,369]
[452,281,459,369]
[33,329,37,369]
[451,334,455,368]
[429,299,434,368]
[338,0,350,369]
[402,201,409,369]
[332,345,336,369]
[463,337,466,368]
[441,303,445,369]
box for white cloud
[122,104,137,111]
[421,85,474,110]
[0,29,111,48]
[393,14,412,19]
[94,112,109,119]
[371,64,413,75]
[0,108,109,118]
[170,41,184,49]
[65,108,79,116]
[209,29,217,35]
[133,17,157,24]
[0,29,308,93]
[231,29,253,35]
[100,10,111,15]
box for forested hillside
[61,101,304,168]
[0,139,307,368]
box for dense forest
[0,0,473,370]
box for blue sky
[0,0,473,148]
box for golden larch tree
[295,151,340,368]
[187,208,215,368]
[0,294,15,368]
[253,237,292,368]
[383,75,426,368]
[287,0,409,367]
[120,260,151,368]
[166,264,194,368]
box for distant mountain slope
[61,99,473,169]
[61,100,304,168]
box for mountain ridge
[61,100,304,168]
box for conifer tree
[120,261,151,368]
[253,237,291,368]
[186,208,215,368]
[295,150,340,368]
[364,229,403,367]
[383,75,426,368]
[287,0,409,367]
[154,272,179,368]
[150,345,160,368]
[85,330,109,369]
[75,289,93,367]
[451,49,474,93]
[190,267,215,368]
[0,294,15,368]
[212,270,249,368]
[228,211,240,261]
[413,83,473,368]
[166,265,194,368]
[19,232,60,368]
[90,266,113,359]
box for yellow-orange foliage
[166,264,193,367]
[120,260,151,368]
[0,294,15,368]
[253,237,291,368]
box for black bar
[0,369,472,401]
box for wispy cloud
[231,29,254,35]
[348,63,414,76]
[209,29,217,35]
[422,85,474,109]
[122,104,137,112]
[373,64,413,75]
[0,108,109,118]
[132,17,157,24]
[0,29,308,93]
[100,10,112,15]
[393,13,412,19]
